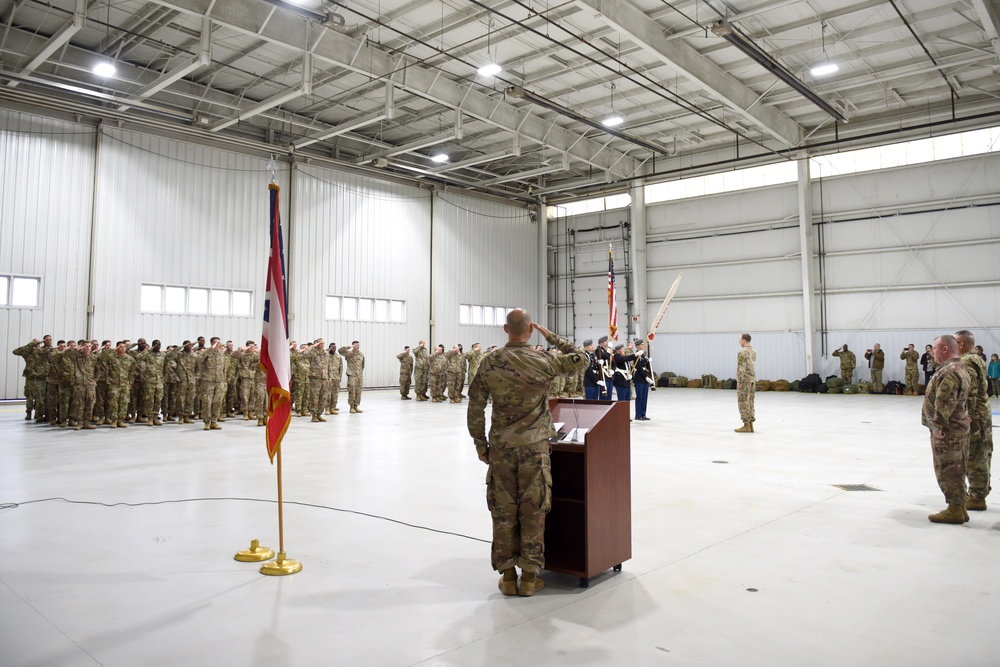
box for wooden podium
[544,399,631,587]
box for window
[0,276,7,306]
[326,294,406,322]
[141,284,163,313]
[459,303,512,326]
[142,284,252,316]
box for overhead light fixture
[477,63,502,77]
[431,153,449,163]
[810,62,838,77]
[602,115,624,128]
[93,61,116,77]
[262,0,331,23]
[711,20,847,123]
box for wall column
[630,179,647,342]
[797,155,816,375]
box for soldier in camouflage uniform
[921,335,971,524]
[291,342,310,416]
[396,346,413,399]
[429,345,448,402]
[735,333,756,433]
[57,340,79,427]
[175,341,197,423]
[468,310,586,597]
[955,330,993,511]
[252,347,266,427]
[31,336,54,421]
[413,340,430,401]
[465,343,484,386]
[547,348,566,397]
[223,341,237,419]
[235,341,258,419]
[93,340,112,423]
[196,338,226,430]
[306,339,331,422]
[831,344,856,384]
[71,344,98,430]
[445,344,465,403]
[13,338,47,419]
[339,341,366,413]
[901,344,920,395]
[106,343,135,428]
[46,340,67,424]
[135,340,166,425]
[127,339,147,422]
[327,342,343,415]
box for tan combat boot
[928,505,966,524]
[498,568,518,596]
[966,496,987,511]
[117,420,127,428]
[257,418,265,427]
[83,423,96,430]
[518,571,545,597]
[350,406,358,413]
[210,422,222,430]
[354,407,363,413]
[203,423,211,431]
[734,421,752,433]
[331,408,339,415]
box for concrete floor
[1,388,998,667]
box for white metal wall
[0,111,94,399]
[432,191,538,350]
[291,164,431,388]
[550,151,1000,382]
[91,127,286,348]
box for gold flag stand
[260,447,302,575]
[234,538,274,562]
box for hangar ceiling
[1,0,998,203]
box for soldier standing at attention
[429,345,448,402]
[632,340,652,421]
[864,344,885,393]
[582,339,603,400]
[413,340,430,401]
[955,330,993,512]
[595,336,613,399]
[106,343,135,428]
[175,341,197,423]
[338,341,365,413]
[445,344,465,403]
[306,339,330,422]
[465,343,484,385]
[735,333,756,433]
[921,335,971,524]
[71,343,98,430]
[467,309,586,597]
[327,342,343,415]
[832,344,856,384]
[901,344,920,395]
[396,346,413,399]
[196,338,226,430]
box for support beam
[209,53,311,132]
[7,0,86,88]
[357,130,455,164]
[294,110,387,149]
[573,0,803,145]
[432,149,513,173]
[538,201,547,324]
[117,19,212,111]
[484,155,569,186]
[797,156,816,376]
[630,178,647,342]
[969,0,1000,58]
[142,0,639,178]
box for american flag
[261,183,292,463]
[608,243,618,342]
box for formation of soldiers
[289,339,366,419]
[12,335,271,431]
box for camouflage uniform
[94,348,111,423]
[901,349,920,394]
[396,350,413,398]
[291,349,310,415]
[338,346,365,410]
[429,351,448,401]
[235,349,257,418]
[549,350,566,398]
[253,353,267,426]
[832,348,856,384]
[328,349,343,413]
[136,349,166,424]
[737,345,756,423]
[196,347,227,427]
[468,330,586,574]
[56,348,76,425]
[46,349,63,424]
[175,349,198,421]
[306,345,331,418]
[445,348,465,402]
[465,348,484,384]
[960,352,993,501]
[413,345,430,400]
[224,350,238,416]
[162,349,180,420]
[921,357,971,507]
[70,351,98,428]
[127,346,144,420]
[32,344,53,421]
[106,352,135,426]
[864,348,885,393]
[12,341,40,418]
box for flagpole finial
[267,154,277,183]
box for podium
[545,399,631,587]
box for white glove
[597,360,604,366]
[635,349,644,356]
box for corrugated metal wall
[0,111,94,398]
[432,191,538,350]
[91,127,286,347]
[550,151,1000,382]
[291,163,431,388]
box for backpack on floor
[842,383,858,394]
[826,376,843,389]
[773,379,791,391]
[723,378,737,390]
[799,373,823,393]
[885,381,904,395]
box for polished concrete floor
[1,388,998,667]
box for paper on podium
[553,422,565,433]
[560,427,588,443]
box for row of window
[460,304,513,326]
[140,284,254,316]
[550,124,1000,215]
[0,275,41,308]
[325,296,406,322]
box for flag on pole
[608,243,619,342]
[262,183,291,463]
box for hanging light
[810,22,838,77]
[93,0,116,78]
[477,63,502,77]
[601,83,624,127]
[477,16,501,78]
[431,153,449,163]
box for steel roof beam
[117,18,212,111]
[969,0,1000,58]
[7,0,86,89]
[573,0,802,145]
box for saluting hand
[532,322,552,338]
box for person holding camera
[864,344,885,393]
[901,343,920,395]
